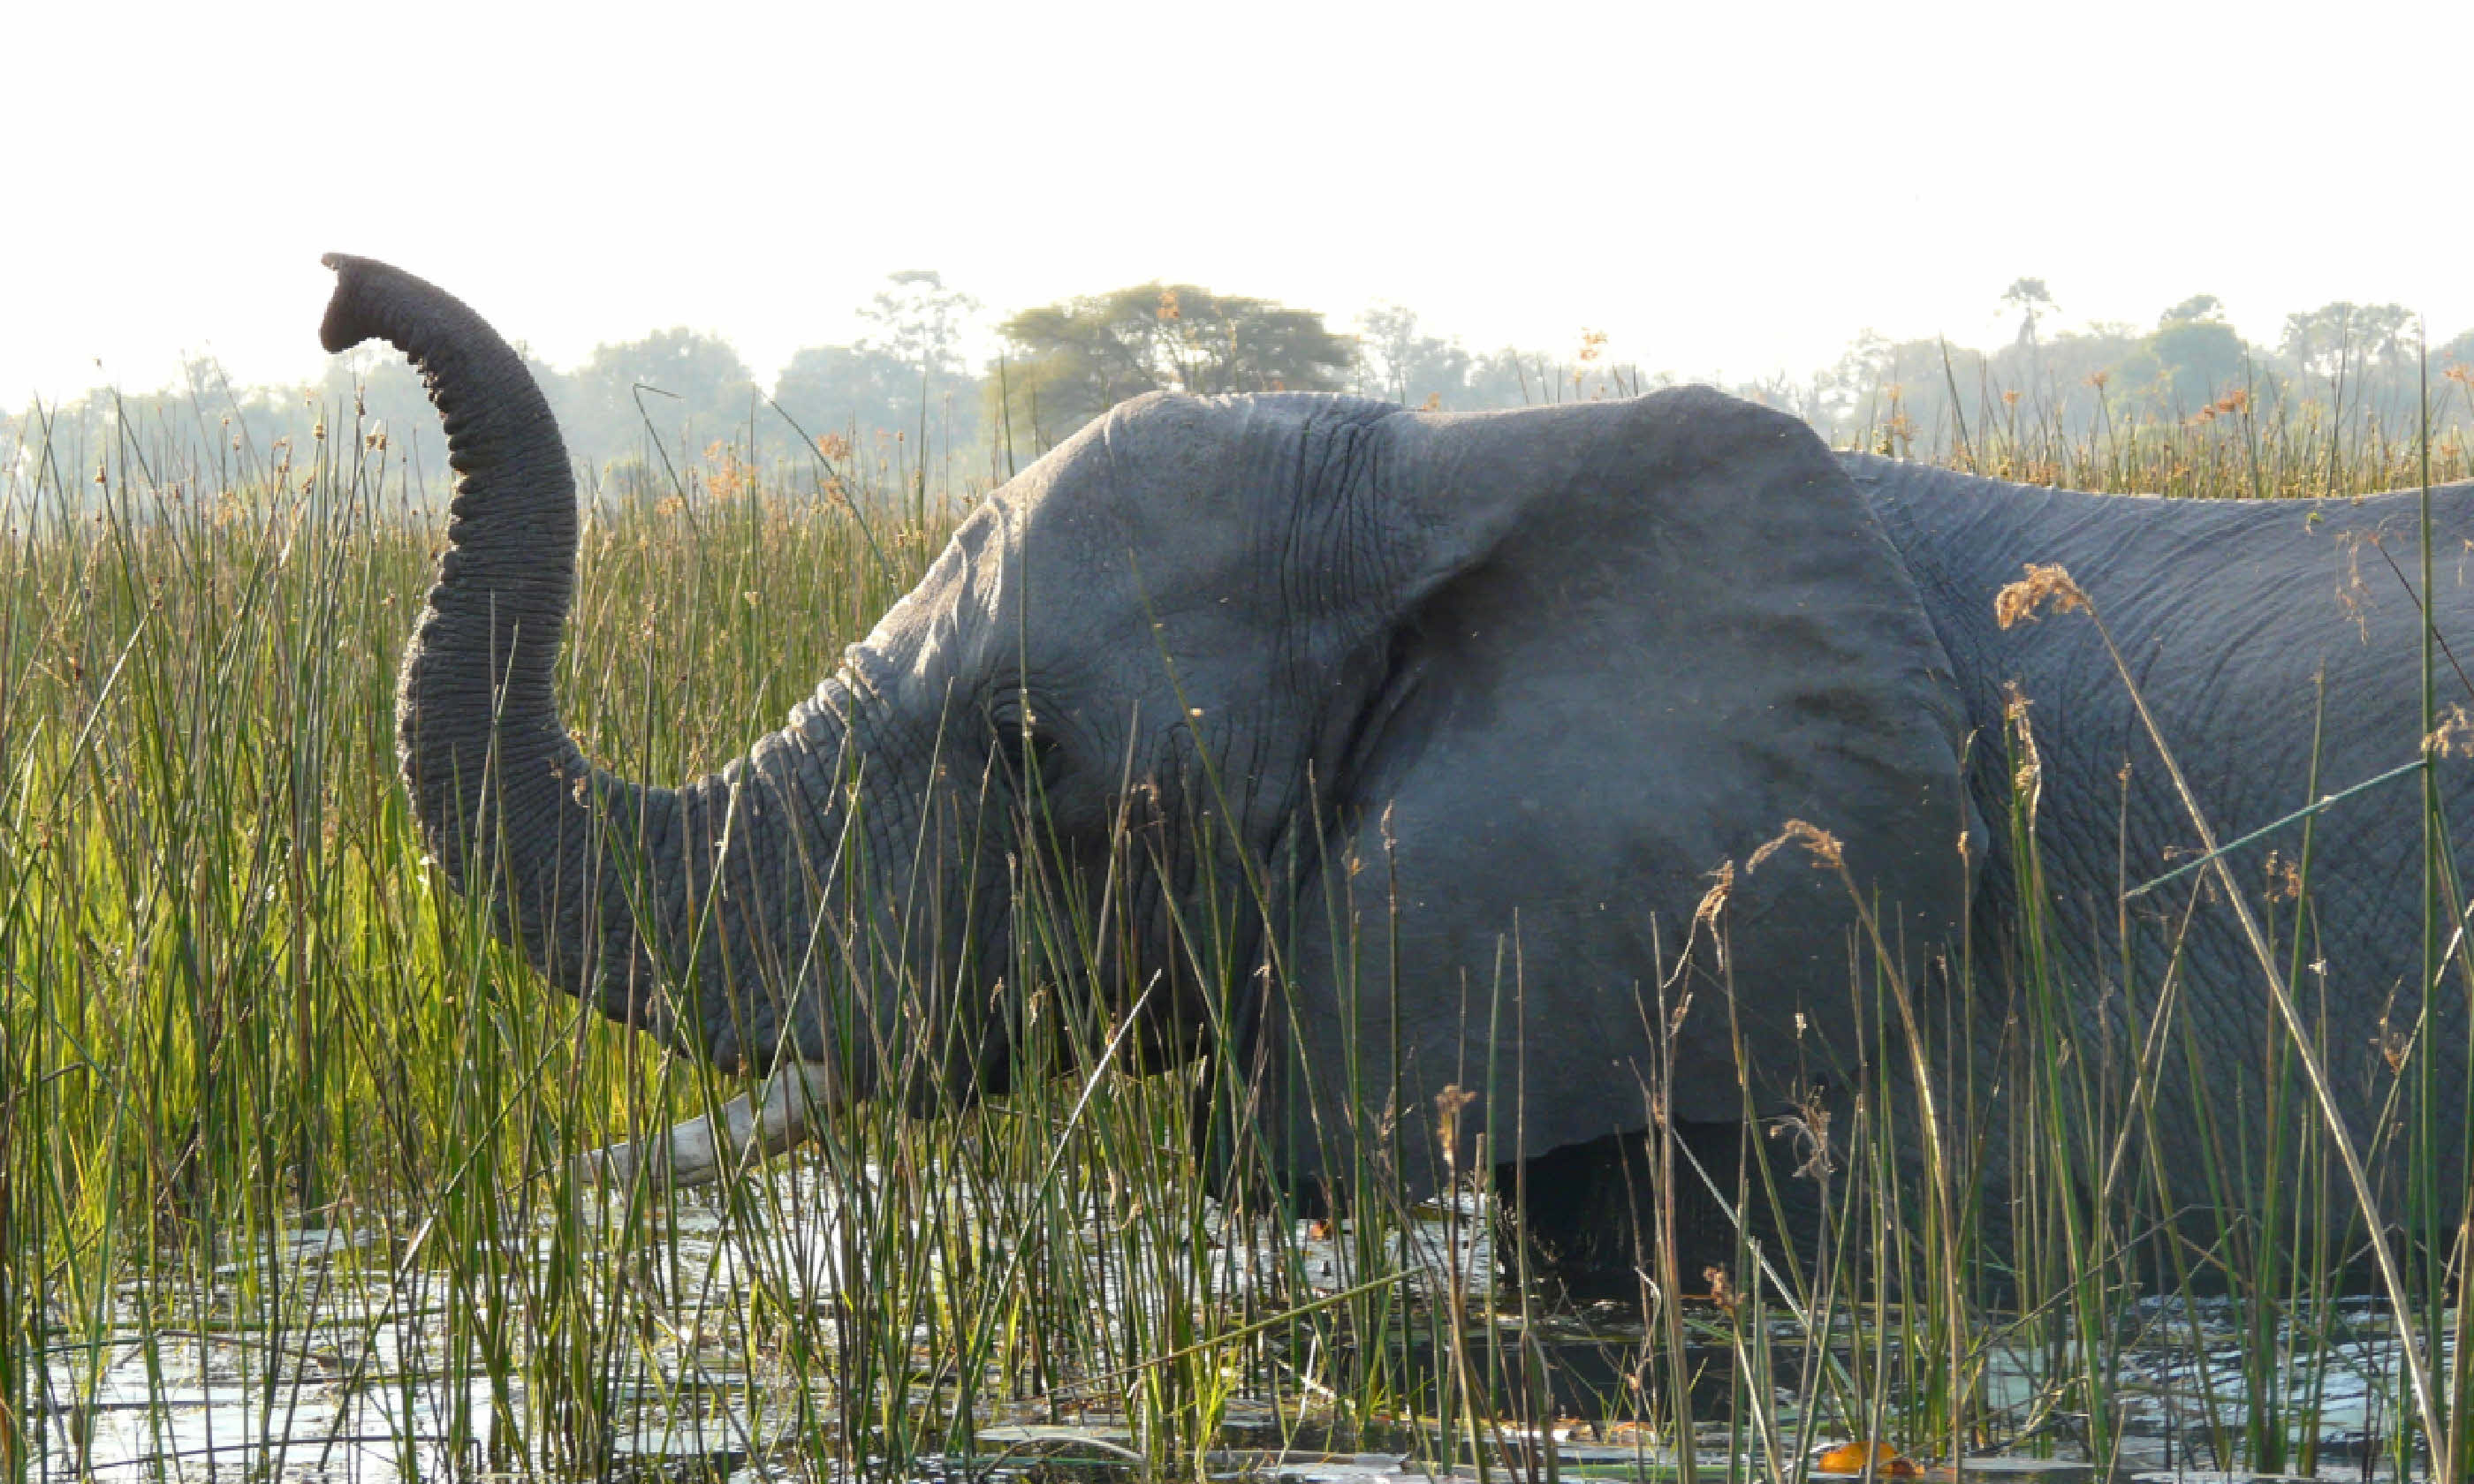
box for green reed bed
[3,382,2471,1483]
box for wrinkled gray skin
[325,255,2466,1259]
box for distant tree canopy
[561,328,761,463]
[2001,276,2057,346]
[861,270,980,380]
[1355,302,1474,407]
[2281,301,2417,382]
[2114,294,2249,405]
[1794,284,2474,460]
[771,344,922,445]
[1351,303,1629,411]
[993,284,1354,448]
[23,273,2474,517]
[769,271,986,466]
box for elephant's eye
[990,701,1062,785]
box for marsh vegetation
[6,354,2474,1484]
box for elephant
[319,254,2470,1289]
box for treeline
[11,274,2474,510]
[1762,288,2474,462]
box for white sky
[8,0,2473,403]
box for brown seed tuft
[2002,684,2045,826]
[1769,1083,1836,1180]
[1434,1084,1478,1174]
[1749,819,1842,874]
[2264,849,2305,901]
[2425,704,2474,759]
[1691,859,1734,936]
[1994,563,2090,629]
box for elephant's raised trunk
[324,254,844,1074]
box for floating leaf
[1813,1441,1919,1476]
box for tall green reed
[6,369,2471,1483]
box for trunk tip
[317,252,400,355]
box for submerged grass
[4,376,2472,1483]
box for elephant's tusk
[577,1061,839,1189]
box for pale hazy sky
[9,0,2472,404]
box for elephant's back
[1854,453,2474,1208]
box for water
[19,1170,2447,1481]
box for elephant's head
[323,255,1972,1188]
[323,256,1396,1094]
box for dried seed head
[2263,849,2305,901]
[2374,1015,2411,1075]
[1994,563,2091,629]
[1749,819,1843,873]
[1434,1084,1477,1173]
[2002,683,2044,827]
[1689,860,1735,970]
[2425,704,2474,759]
[1692,859,1734,935]
[2000,682,2033,725]
[1769,1084,1836,1181]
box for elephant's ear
[1277,387,1979,1191]
[1352,385,1979,928]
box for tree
[1460,349,1539,410]
[772,343,923,445]
[2001,277,2057,347]
[2280,301,2416,382]
[2125,293,2249,405]
[563,328,760,467]
[1354,303,1475,408]
[2016,323,2143,405]
[765,272,986,466]
[2159,293,2224,326]
[994,283,1354,444]
[860,269,981,380]
[2439,328,2474,380]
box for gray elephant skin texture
[322,254,2468,1269]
